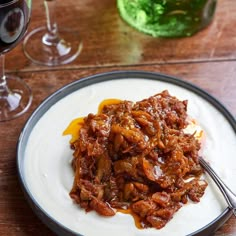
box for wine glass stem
[43,0,60,46]
[0,55,7,90]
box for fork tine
[199,156,236,215]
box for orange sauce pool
[63,99,122,143]
[117,209,143,229]
[97,98,122,114]
[63,117,85,143]
[185,118,205,141]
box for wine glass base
[0,76,32,122]
[23,26,83,66]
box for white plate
[17,71,236,236]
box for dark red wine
[0,0,31,54]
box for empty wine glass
[23,0,82,66]
[0,0,32,122]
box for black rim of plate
[17,70,236,236]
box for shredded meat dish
[69,90,207,229]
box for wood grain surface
[1,0,236,235]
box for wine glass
[23,0,82,66]
[0,0,32,122]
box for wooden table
[1,0,236,235]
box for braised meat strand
[69,90,207,229]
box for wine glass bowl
[0,0,32,122]
[23,0,82,66]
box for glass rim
[0,0,19,8]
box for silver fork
[199,156,236,217]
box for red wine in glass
[0,0,30,53]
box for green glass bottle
[117,0,217,37]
